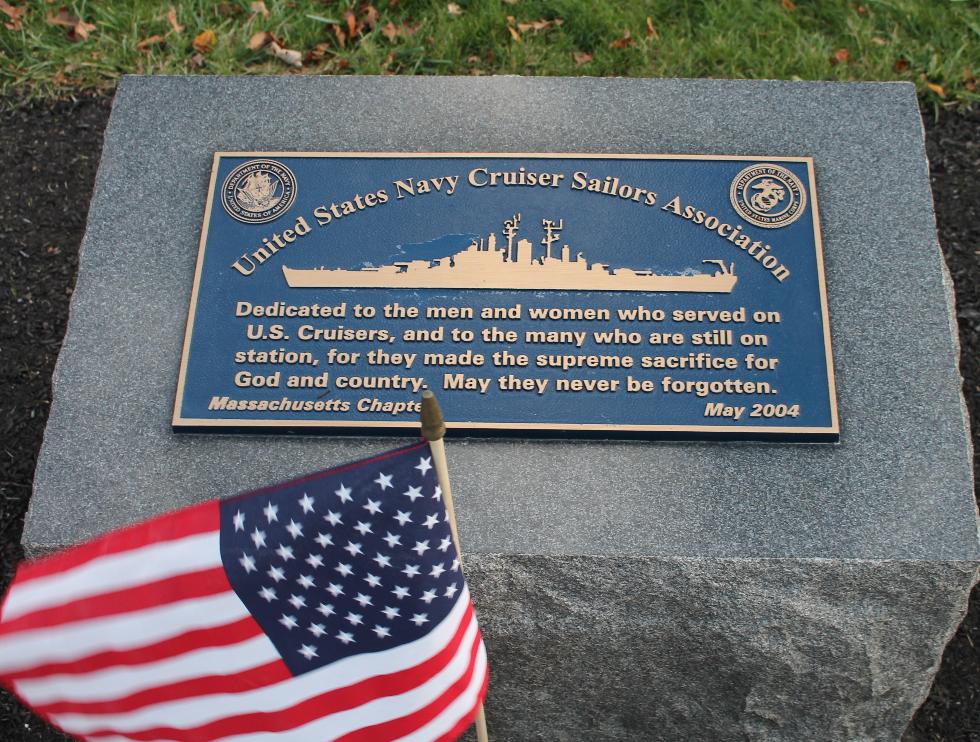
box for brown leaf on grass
[344,10,358,38]
[70,18,95,40]
[573,51,592,66]
[192,29,217,54]
[332,24,346,48]
[894,58,909,72]
[964,69,977,93]
[516,19,561,33]
[247,31,274,51]
[781,0,796,10]
[609,29,634,49]
[645,16,658,39]
[830,47,849,65]
[46,8,76,28]
[507,25,521,42]
[306,42,331,63]
[926,82,945,98]
[47,7,94,39]
[361,5,379,31]
[871,36,887,46]
[136,34,167,51]
[381,21,398,40]
[188,52,205,69]
[502,0,517,4]
[166,6,183,34]
[216,2,242,18]
[0,0,26,31]
[447,3,463,17]
[855,5,868,14]
[250,1,269,19]
[269,40,302,68]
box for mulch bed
[0,97,976,741]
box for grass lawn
[0,0,977,106]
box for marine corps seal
[729,163,806,229]
[221,159,297,224]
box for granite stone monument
[26,76,979,740]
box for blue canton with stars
[219,442,464,676]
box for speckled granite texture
[27,77,979,740]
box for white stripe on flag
[212,617,482,742]
[0,592,248,675]
[15,634,279,706]
[392,641,488,742]
[1,531,221,622]
[50,589,474,736]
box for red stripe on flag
[37,660,292,717]
[12,500,219,585]
[432,667,490,742]
[0,567,232,636]
[334,632,483,742]
[2,617,263,682]
[82,604,475,741]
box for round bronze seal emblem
[221,159,297,224]
[729,163,807,229]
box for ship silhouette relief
[282,214,738,293]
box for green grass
[1,0,978,105]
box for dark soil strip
[0,98,976,741]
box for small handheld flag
[0,437,488,741]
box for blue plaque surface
[174,153,838,440]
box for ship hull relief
[282,215,737,293]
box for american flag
[0,440,488,741]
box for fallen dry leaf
[871,36,887,46]
[70,18,95,41]
[345,10,358,38]
[306,42,331,63]
[609,29,634,49]
[447,3,463,17]
[926,82,945,97]
[47,7,94,39]
[381,21,398,41]
[192,29,217,54]
[573,51,592,66]
[136,33,167,51]
[516,18,560,33]
[216,2,242,18]
[332,23,346,48]
[781,0,796,10]
[269,40,302,68]
[361,4,379,30]
[894,58,910,72]
[502,0,517,4]
[188,52,205,69]
[507,24,521,42]
[46,8,76,28]
[831,47,849,64]
[855,5,868,14]
[250,1,269,19]
[0,0,25,31]
[645,16,658,39]
[964,69,977,93]
[167,6,183,34]
[247,30,274,51]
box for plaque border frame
[173,152,839,441]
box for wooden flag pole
[420,390,490,742]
